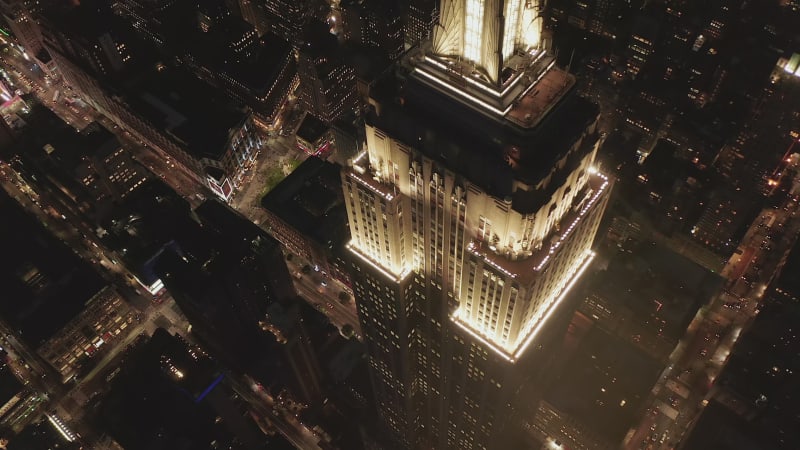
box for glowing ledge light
[352,150,368,166]
[466,241,516,279]
[424,56,519,98]
[414,68,513,116]
[47,414,77,442]
[138,277,164,295]
[349,172,394,201]
[422,50,546,99]
[535,173,608,271]
[347,242,410,283]
[451,309,515,363]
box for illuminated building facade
[0,357,43,433]
[343,1,611,448]
[38,286,136,383]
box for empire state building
[343,1,611,448]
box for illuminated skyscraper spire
[432,0,543,84]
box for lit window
[464,0,485,63]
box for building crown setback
[346,0,608,358]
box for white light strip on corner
[352,150,368,166]
[47,414,77,442]
[349,172,394,201]
[423,56,521,98]
[535,173,608,271]
[347,242,410,283]
[451,309,516,362]
[513,251,594,359]
[466,241,516,279]
[423,49,546,100]
[451,250,595,363]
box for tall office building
[0,0,43,56]
[405,0,438,49]
[261,0,310,43]
[343,0,611,448]
[297,20,359,124]
[361,0,404,61]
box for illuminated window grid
[451,249,595,363]
[464,0,485,63]
[502,0,522,61]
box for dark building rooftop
[94,328,264,450]
[344,43,394,86]
[0,106,123,207]
[100,179,197,288]
[156,201,303,390]
[185,24,293,94]
[546,326,662,444]
[194,199,279,246]
[0,190,106,347]
[684,291,800,450]
[227,32,293,92]
[629,14,661,43]
[299,20,339,59]
[121,64,248,160]
[367,68,599,211]
[586,241,723,345]
[682,399,771,450]
[47,0,118,40]
[261,157,348,249]
[296,114,329,143]
[639,140,705,193]
[5,105,116,169]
